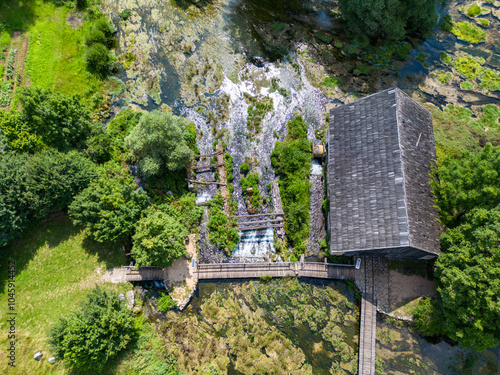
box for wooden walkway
[122,259,377,375]
[122,267,165,281]
[358,257,376,375]
[196,262,355,280]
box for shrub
[84,27,107,47]
[478,19,489,27]
[240,163,250,174]
[85,43,115,78]
[259,275,272,283]
[460,81,473,90]
[440,52,451,65]
[207,193,239,254]
[119,9,133,20]
[49,288,134,373]
[438,73,451,84]
[157,292,177,311]
[320,76,343,88]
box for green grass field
[0,0,102,98]
[0,214,130,374]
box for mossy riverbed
[150,278,360,374]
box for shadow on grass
[81,235,128,270]
[0,212,76,296]
[0,0,38,32]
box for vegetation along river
[100,0,500,373]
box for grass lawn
[0,0,102,98]
[0,213,130,374]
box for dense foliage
[207,192,239,254]
[125,110,193,179]
[0,150,96,246]
[271,116,312,253]
[131,206,188,268]
[84,18,116,78]
[339,0,440,43]
[430,143,500,227]
[0,88,93,153]
[69,164,149,243]
[415,144,500,351]
[240,172,263,212]
[49,288,135,373]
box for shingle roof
[328,88,441,257]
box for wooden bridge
[123,259,377,375]
[196,261,355,280]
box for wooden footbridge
[122,258,377,375]
[196,261,355,280]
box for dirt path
[165,234,198,309]
[12,33,29,110]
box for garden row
[0,31,29,108]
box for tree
[339,0,441,43]
[125,111,193,179]
[0,150,95,246]
[69,164,149,243]
[431,143,500,227]
[0,109,44,153]
[434,206,500,351]
[85,43,115,78]
[0,153,30,246]
[18,87,93,151]
[25,150,97,219]
[49,288,134,373]
[131,205,188,268]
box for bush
[157,292,177,311]
[119,9,132,20]
[412,297,444,337]
[49,288,135,373]
[271,116,312,252]
[240,163,250,174]
[84,27,107,47]
[320,77,343,88]
[85,43,115,78]
[207,193,239,254]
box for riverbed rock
[34,352,42,361]
[48,357,55,364]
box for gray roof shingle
[328,88,441,258]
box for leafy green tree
[69,164,149,243]
[412,297,445,337]
[25,150,97,219]
[132,205,187,267]
[0,151,96,246]
[18,87,93,151]
[85,130,113,164]
[271,116,312,252]
[125,111,193,179]
[339,0,441,43]
[85,43,115,78]
[107,108,143,155]
[0,109,44,153]
[434,206,500,351]
[0,127,10,155]
[0,153,30,246]
[431,143,500,227]
[49,288,134,373]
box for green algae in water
[451,22,487,44]
[156,278,359,374]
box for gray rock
[34,352,43,361]
[48,357,56,364]
[126,290,135,309]
[118,293,125,302]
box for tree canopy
[339,0,441,43]
[0,150,96,246]
[125,111,193,179]
[434,206,500,351]
[18,87,93,151]
[430,143,500,227]
[415,144,500,351]
[69,164,149,243]
[131,206,188,268]
[49,288,135,373]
